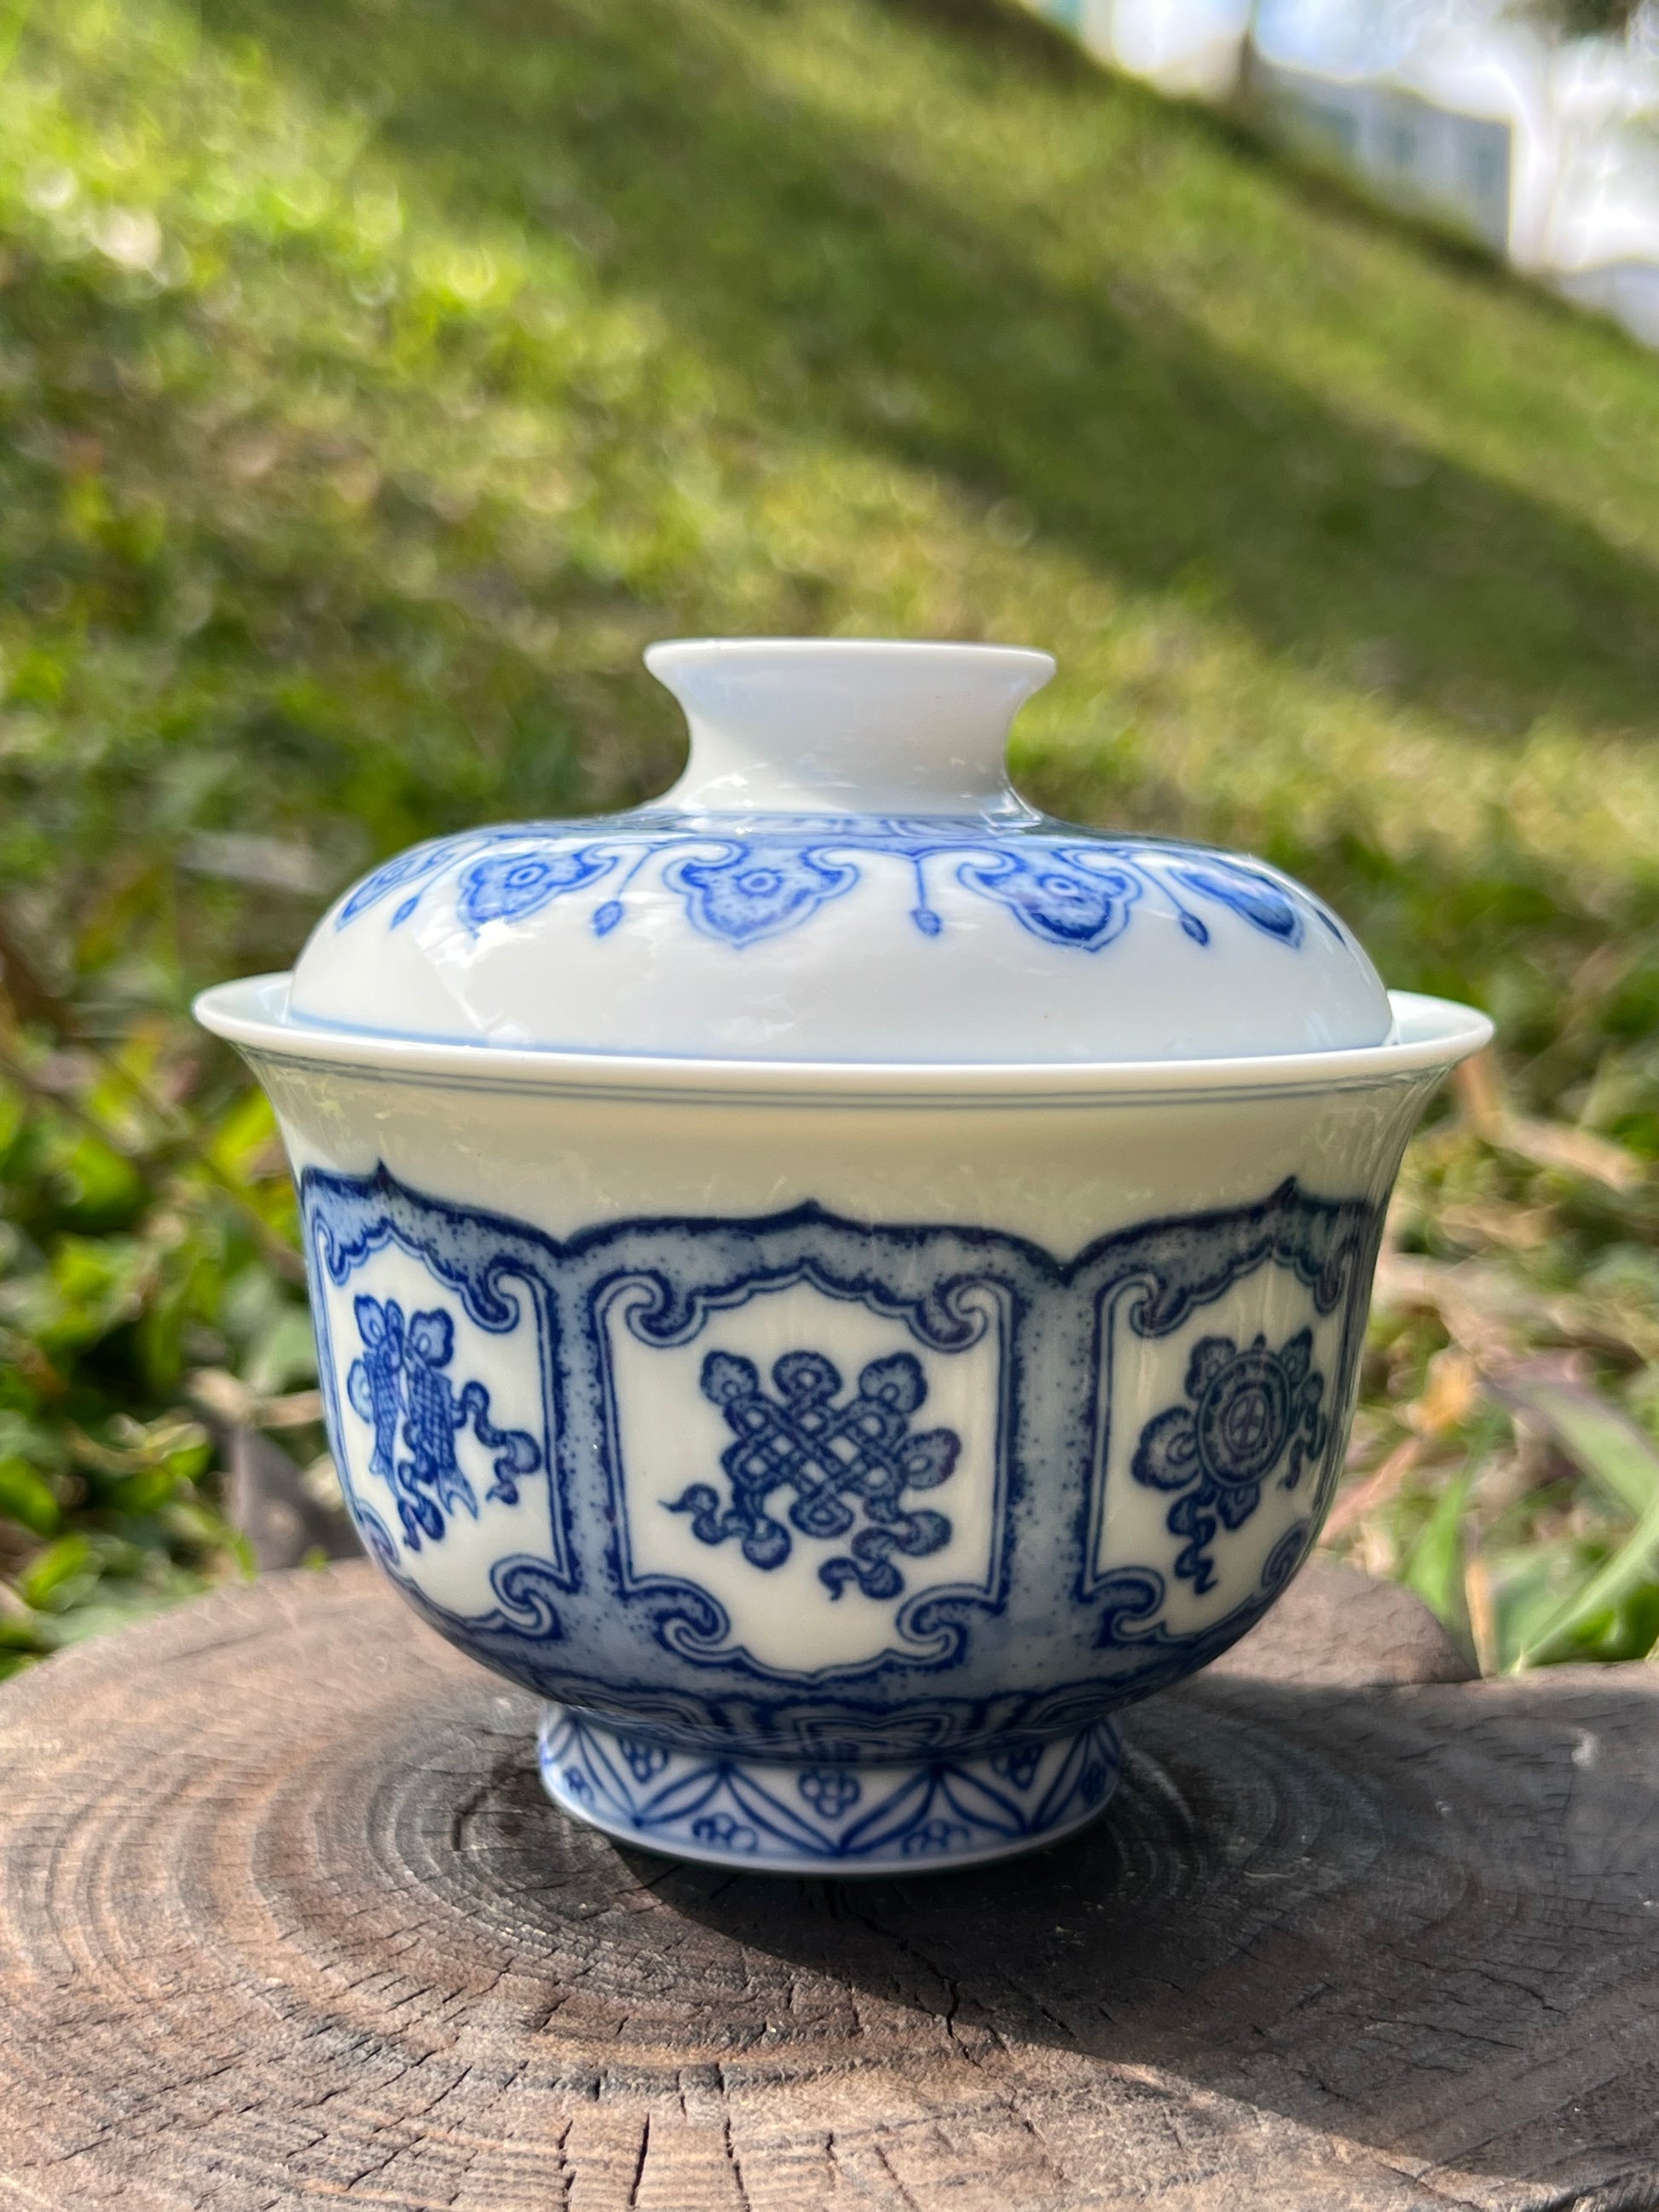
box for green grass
[0,0,1656,1672]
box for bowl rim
[194,975,1493,1106]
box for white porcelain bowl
[197,641,1489,1873]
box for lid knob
[649,638,1055,814]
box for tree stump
[3,1561,1658,2212]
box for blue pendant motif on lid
[332,813,1321,956]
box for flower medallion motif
[1131,1328,1327,1595]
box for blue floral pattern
[538,1706,1122,1869]
[336,835,477,928]
[668,1348,960,1601]
[955,848,1141,950]
[798,1767,861,1817]
[1171,863,1300,944]
[665,842,859,945]
[346,1294,541,1550]
[331,811,1321,956]
[1131,1329,1327,1595]
[309,1168,1377,1747]
[458,847,616,930]
[309,1161,1385,1872]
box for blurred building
[1252,57,1514,251]
[1251,7,1551,261]
[1020,0,1659,351]
[1053,0,1252,99]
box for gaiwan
[196,639,1490,1874]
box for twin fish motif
[346,1294,540,1550]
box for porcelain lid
[285,639,1392,1065]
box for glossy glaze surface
[287,640,1392,1063]
[195,639,1488,1872]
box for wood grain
[2,1558,1656,2212]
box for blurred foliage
[0,0,1655,1677]
[0,975,296,1675]
[1327,1074,1659,1671]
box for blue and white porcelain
[197,638,1491,1874]
[286,640,1392,1064]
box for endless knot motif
[346,1294,541,1551]
[668,1348,960,1601]
[1131,1328,1327,1594]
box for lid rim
[196,976,1492,1100]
